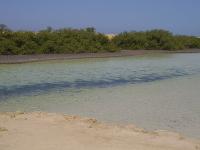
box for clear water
[0,53,200,138]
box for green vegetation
[112,30,200,50]
[0,24,200,55]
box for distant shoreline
[0,49,200,64]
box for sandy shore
[0,112,199,150]
[1,49,200,64]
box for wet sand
[0,112,199,150]
[1,49,200,64]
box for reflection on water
[0,53,200,138]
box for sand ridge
[0,112,200,150]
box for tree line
[0,24,200,55]
[113,30,200,50]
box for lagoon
[0,53,200,138]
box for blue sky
[0,0,200,35]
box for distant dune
[105,33,116,40]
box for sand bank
[0,112,199,150]
[1,49,200,64]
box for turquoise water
[0,53,200,138]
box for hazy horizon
[0,0,200,36]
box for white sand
[0,112,199,150]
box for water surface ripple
[0,68,193,100]
[0,53,200,100]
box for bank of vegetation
[0,24,200,55]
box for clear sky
[0,0,200,35]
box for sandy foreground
[0,112,199,150]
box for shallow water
[0,53,200,138]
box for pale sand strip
[0,112,199,150]
[1,49,200,64]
